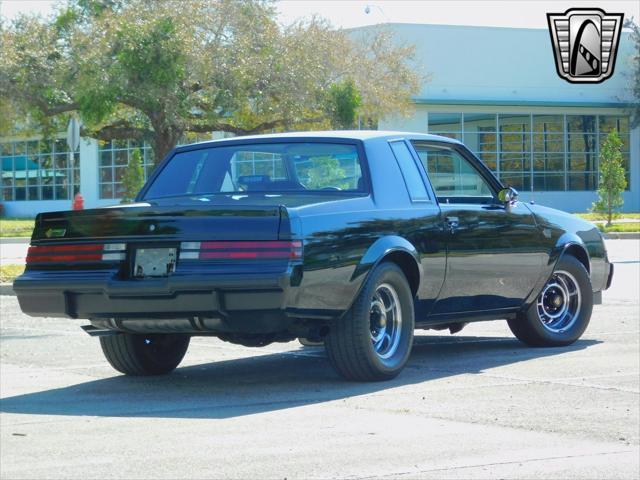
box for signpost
[67,117,80,197]
[66,117,80,152]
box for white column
[79,138,99,209]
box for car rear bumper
[593,260,614,305]
[605,261,614,290]
[14,271,299,332]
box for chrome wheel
[325,262,414,381]
[369,283,402,359]
[536,270,582,333]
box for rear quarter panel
[289,138,446,318]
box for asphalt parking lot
[1,240,638,479]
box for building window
[98,140,155,199]
[463,113,497,172]
[97,135,215,199]
[426,112,631,192]
[533,115,565,191]
[567,115,598,191]
[498,114,531,192]
[1,139,79,201]
[427,113,462,140]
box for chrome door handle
[445,216,459,233]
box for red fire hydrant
[72,193,84,210]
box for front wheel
[325,262,415,381]
[508,255,593,347]
[99,333,190,375]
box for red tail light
[26,243,126,264]
[179,241,302,260]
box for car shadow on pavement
[0,335,599,420]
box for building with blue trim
[1,23,638,217]
[375,23,638,212]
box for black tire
[508,255,593,347]
[99,333,190,375]
[325,262,415,381]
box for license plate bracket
[133,248,177,278]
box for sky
[1,0,638,29]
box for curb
[0,237,30,244]
[603,232,640,240]
[0,284,15,296]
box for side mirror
[498,186,519,209]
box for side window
[389,141,430,201]
[412,142,494,200]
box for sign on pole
[67,117,81,196]
[67,117,80,152]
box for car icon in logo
[547,8,624,83]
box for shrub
[121,149,145,204]
[591,130,627,226]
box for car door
[387,140,446,321]
[411,140,545,315]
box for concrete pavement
[0,240,638,479]
[0,238,29,265]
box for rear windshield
[143,142,365,199]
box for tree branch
[21,94,79,117]
[118,94,149,112]
[186,117,325,136]
[44,102,80,116]
[88,120,152,141]
[187,122,252,135]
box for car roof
[176,130,461,151]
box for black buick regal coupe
[14,131,614,381]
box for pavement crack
[479,372,640,394]
[347,449,637,479]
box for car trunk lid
[31,203,285,243]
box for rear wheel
[325,262,415,381]
[508,255,593,347]
[99,333,190,375]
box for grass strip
[0,218,34,238]
[0,264,24,283]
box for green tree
[591,130,627,226]
[301,157,348,190]
[0,0,421,165]
[327,79,361,129]
[120,148,144,203]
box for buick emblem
[547,8,623,84]
[149,224,156,232]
